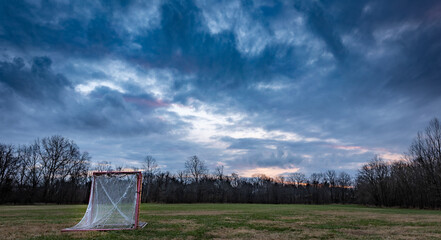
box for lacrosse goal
[62,171,146,231]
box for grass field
[1,204,441,240]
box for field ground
[1,204,441,240]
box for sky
[1,0,441,177]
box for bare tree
[143,155,159,176]
[69,152,90,182]
[356,155,390,206]
[310,173,324,186]
[27,143,42,192]
[94,161,113,172]
[325,170,337,202]
[177,170,187,184]
[337,171,352,187]
[325,170,337,187]
[38,135,88,199]
[289,172,306,187]
[337,171,352,203]
[407,118,441,206]
[185,155,207,183]
[0,144,18,200]
[16,145,31,189]
[142,155,159,202]
[214,165,224,180]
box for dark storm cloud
[0,0,440,174]
[0,56,71,101]
[132,0,250,97]
[215,0,441,152]
[386,25,441,100]
[0,1,90,54]
[0,0,157,58]
[293,1,347,61]
[0,56,173,137]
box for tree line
[1,118,440,208]
[0,135,90,203]
[138,155,354,204]
[356,118,441,208]
[0,140,354,204]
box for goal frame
[62,171,145,232]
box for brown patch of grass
[247,218,344,239]
[147,210,237,216]
[157,219,195,224]
[279,216,304,220]
[157,219,202,232]
[248,219,282,225]
[247,219,304,230]
[209,227,263,240]
[0,222,100,240]
[209,227,332,240]
[341,226,441,240]
[319,210,441,223]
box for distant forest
[1,118,440,208]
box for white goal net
[62,172,146,231]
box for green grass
[1,204,441,239]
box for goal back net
[62,171,146,231]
